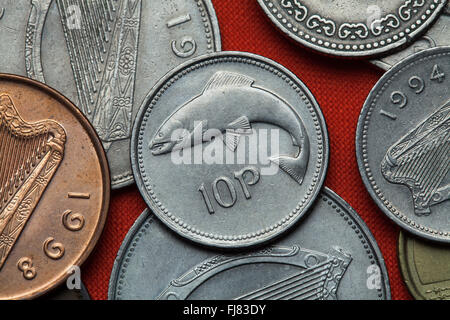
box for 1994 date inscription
[380,64,446,120]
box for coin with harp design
[0,0,221,189]
[109,188,390,300]
[0,74,110,300]
[357,46,450,243]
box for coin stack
[0,0,448,301]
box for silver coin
[372,2,450,70]
[0,0,221,189]
[131,51,329,249]
[108,188,390,300]
[356,46,450,243]
[257,0,447,57]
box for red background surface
[82,0,412,300]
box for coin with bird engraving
[131,51,329,248]
[372,2,450,70]
[0,0,221,189]
[356,46,450,243]
[257,0,447,57]
[399,231,450,300]
[109,188,390,300]
[0,74,110,300]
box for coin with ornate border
[257,0,447,57]
[109,188,390,300]
[372,2,450,70]
[356,46,450,243]
[0,74,110,300]
[0,0,221,189]
[398,231,450,300]
[131,51,329,249]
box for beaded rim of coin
[0,74,110,300]
[257,0,447,57]
[131,51,329,249]
[371,2,450,70]
[356,46,450,243]
[108,188,391,300]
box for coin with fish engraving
[0,74,110,300]
[356,46,450,243]
[131,51,329,248]
[109,188,390,300]
[0,0,221,189]
[257,0,447,57]
[42,281,90,300]
[399,231,450,300]
[372,2,450,70]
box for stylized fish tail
[270,130,310,185]
[270,155,308,185]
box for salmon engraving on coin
[0,0,221,189]
[131,52,329,248]
[150,71,310,185]
[356,46,450,243]
[257,0,447,57]
[0,74,110,300]
[109,189,390,300]
[399,231,450,300]
[372,2,450,70]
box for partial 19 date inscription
[168,13,197,58]
[380,64,446,121]
[199,167,261,214]
[17,192,89,280]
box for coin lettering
[17,257,36,281]
[43,237,65,260]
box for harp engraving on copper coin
[381,100,450,216]
[0,94,66,270]
[27,0,141,150]
[157,245,352,300]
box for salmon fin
[223,131,241,151]
[203,72,254,92]
[270,155,306,185]
[228,116,252,133]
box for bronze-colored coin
[399,231,450,300]
[0,74,110,300]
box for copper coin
[398,231,450,300]
[0,74,110,300]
